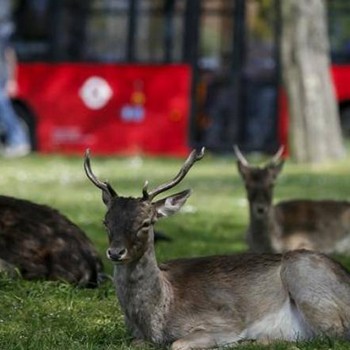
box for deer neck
[113,232,172,343]
[114,239,163,299]
[248,203,275,253]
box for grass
[1,150,350,349]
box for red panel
[16,63,191,156]
[331,65,350,102]
[277,90,289,157]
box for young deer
[0,195,104,287]
[85,148,350,349]
[235,145,350,254]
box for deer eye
[140,219,151,230]
[102,220,112,236]
[137,219,151,237]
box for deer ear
[153,189,192,219]
[271,159,284,176]
[102,183,117,207]
[237,160,250,179]
[268,160,285,180]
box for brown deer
[235,145,350,254]
[84,148,350,349]
[0,195,104,287]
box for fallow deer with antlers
[85,148,350,349]
[235,145,350,254]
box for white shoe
[3,144,31,158]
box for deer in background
[235,145,350,254]
[0,195,104,287]
[85,147,350,349]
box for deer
[0,195,104,287]
[84,147,350,349]
[235,145,350,254]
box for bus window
[85,0,128,62]
[135,0,185,63]
[196,0,236,151]
[329,0,350,64]
[71,0,186,63]
[13,0,52,61]
[13,0,89,62]
[243,0,278,152]
[199,0,234,70]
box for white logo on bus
[79,76,113,110]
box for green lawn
[1,151,350,349]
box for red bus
[9,0,350,156]
[12,0,196,156]
[328,1,350,136]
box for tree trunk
[281,0,345,163]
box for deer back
[0,195,103,287]
[274,199,350,253]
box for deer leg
[171,329,242,350]
[281,250,350,338]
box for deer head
[234,145,284,218]
[84,148,205,264]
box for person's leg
[0,91,29,154]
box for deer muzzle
[253,203,268,217]
[107,247,129,263]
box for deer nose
[107,247,128,261]
[255,204,267,216]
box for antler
[143,147,205,201]
[84,149,116,195]
[269,146,284,164]
[234,145,284,167]
[233,145,250,166]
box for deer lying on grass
[0,195,103,287]
[85,148,350,349]
[235,145,350,254]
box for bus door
[192,0,280,153]
[242,0,280,152]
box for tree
[281,0,346,163]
